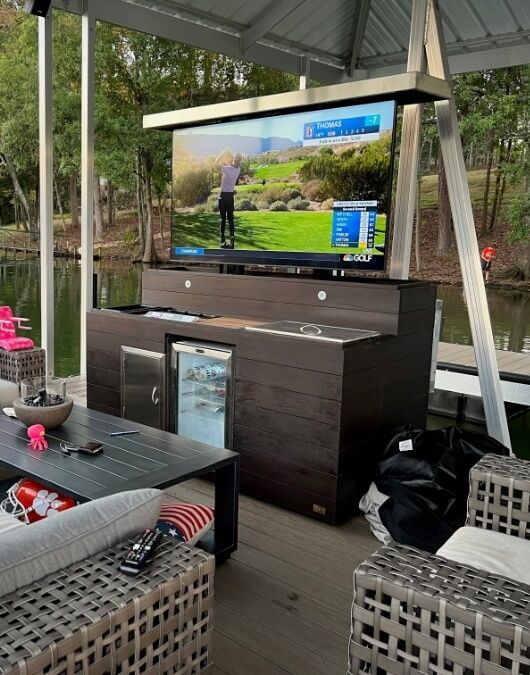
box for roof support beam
[51,0,344,84]
[80,6,95,375]
[241,0,307,52]
[38,11,54,378]
[348,0,371,78]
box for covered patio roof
[53,0,530,83]
[41,0,529,447]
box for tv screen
[171,99,396,270]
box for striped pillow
[156,502,214,545]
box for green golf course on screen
[171,99,396,270]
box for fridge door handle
[151,386,160,406]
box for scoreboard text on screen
[303,115,380,147]
[331,201,377,249]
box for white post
[38,12,54,378]
[80,8,95,376]
[389,0,427,279]
[425,0,511,449]
[299,55,310,90]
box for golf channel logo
[303,115,380,147]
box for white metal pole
[80,9,95,376]
[389,0,428,279]
[38,12,54,378]
[299,55,310,90]
[425,0,511,449]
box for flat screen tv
[171,99,396,271]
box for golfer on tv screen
[216,152,242,249]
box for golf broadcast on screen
[171,99,396,270]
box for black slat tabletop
[0,406,238,502]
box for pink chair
[0,306,34,352]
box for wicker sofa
[0,531,214,674]
[349,453,530,675]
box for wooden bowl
[13,396,74,429]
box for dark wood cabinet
[87,269,437,523]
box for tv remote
[119,529,163,576]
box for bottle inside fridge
[171,342,232,448]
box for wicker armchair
[0,538,214,674]
[348,453,530,675]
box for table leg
[213,456,239,561]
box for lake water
[1,260,528,374]
[1,260,528,454]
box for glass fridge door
[174,343,231,448]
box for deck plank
[168,477,378,675]
[438,342,530,377]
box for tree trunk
[142,169,159,264]
[497,139,513,217]
[135,155,145,250]
[488,142,504,232]
[436,158,452,256]
[481,142,493,234]
[106,179,113,228]
[0,153,32,231]
[69,170,80,229]
[54,176,66,232]
[94,173,104,242]
[156,188,165,253]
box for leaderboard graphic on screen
[171,99,396,270]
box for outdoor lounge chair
[0,306,34,352]
[348,453,530,674]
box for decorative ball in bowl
[13,395,73,429]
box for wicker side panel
[0,539,215,675]
[349,544,530,675]
[0,348,46,384]
[467,453,530,540]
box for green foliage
[287,197,310,210]
[123,226,137,248]
[253,160,305,181]
[507,193,530,244]
[235,197,257,211]
[304,137,392,203]
[269,200,288,211]
[173,167,213,207]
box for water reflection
[437,285,529,353]
[0,260,142,376]
[1,261,528,376]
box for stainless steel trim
[143,72,451,130]
[170,341,233,449]
[120,346,166,430]
[244,325,380,344]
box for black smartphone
[77,442,103,455]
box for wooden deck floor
[438,342,530,378]
[67,376,380,674]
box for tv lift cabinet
[87,269,436,523]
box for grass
[419,169,525,210]
[172,210,386,254]
[252,160,305,181]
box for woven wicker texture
[0,538,214,675]
[349,543,530,675]
[467,453,530,540]
[0,348,45,384]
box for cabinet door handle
[151,386,159,406]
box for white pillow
[0,488,163,596]
[437,525,530,586]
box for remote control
[119,529,163,576]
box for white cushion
[0,511,24,535]
[437,525,530,586]
[0,488,163,596]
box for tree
[436,156,452,256]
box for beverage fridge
[170,341,233,449]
